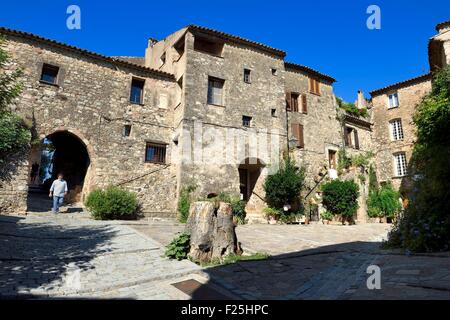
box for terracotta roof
[187,25,286,57]
[0,26,175,80]
[370,73,432,96]
[284,62,336,83]
[436,20,450,31]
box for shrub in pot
[321,180,359,225]
[320,211,333,224]
[264,207,281,224]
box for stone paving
[1,212,449,300]
[0,212,202,299]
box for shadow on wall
[0,214,117,299]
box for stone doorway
[27,131,91,212]
[238,158,266,219]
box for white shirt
[50,179,68,197]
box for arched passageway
[238,158,266,219]
[27,131,91,212]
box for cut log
[185,201,241,263]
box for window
[160,52,166,66]
[123,125,131,137]
[390,119,404,141]
[40,64,59,85]
[328,150,337,169]
[394,153,407,177]
[388,92,399,109]
[207,77,224,105]
[309,78,320,95]
[242,115,252,127]
[271,108,277,117]
[130,78,145,104]
[287,93,300,112]
[271,68,278,76]
[344,127,360,149]
[243,69,251,83]
[291,123,304,148]
[194,37,224,56]
[301,94,308,114]
[145,143,166,164]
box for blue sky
[1,0,448,101]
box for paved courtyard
[1,212,450,300]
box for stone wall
[0,33,179,216]
[284,67,342,188]
[372,78,432,191]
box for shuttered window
[286,92,292,111]
[286,92,300,112]
[301,94,308,114]
[291,123,304,148]
[145,143,167,164]
[309,78,320,95]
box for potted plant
[320,211,333,224]
[264,207,281,225]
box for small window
[243,69,251,83]
[130,78,145,104]
[301,94,308,114]
[394,153,407,177]
[390,119,404,141]
[145,143,166,164]
[40,64,59,85]
[344,127,360,149]
[271,68,278,76]
[123,125,131,137]
[207,77,224,105]
[271,108,277,117]
[309,78,321,95]
[242,115,252,127]
[291,123,304,148]
[388,92,399,109]
[194,37,224,56]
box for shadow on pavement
[0,214,117,299]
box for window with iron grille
[207,77,224,105]
[40,64,59,84]
[390,119,404,141]
[145,143,166,164]
[242,115,252,127]
[130,78,145,104]
[394,153,407,177]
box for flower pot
[268,217,278,225]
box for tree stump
[185,201,241,263]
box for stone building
[370,20,450,193]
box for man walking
[49,173,68,213]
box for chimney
[436,20,450,34]
[355,90,367,110]
[148,38,158,47]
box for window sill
[39,80,59,87]
[392,175,408,179]
[130,101,145,106]
[309,91,321,96]
[387,106,399,110]
[145,161,167,165]
[207,103,225,108]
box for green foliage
[204,192,247,225]
[368,165,379,194]
[196,252,269,267]
[263,207,281,220]
[320,211,333,221]
[0,37,30,164]
[351,152,374,168]
[85,186,139,220]
[0,112,31,163]
[367,183,402,218]
[386,67,450,252]
[337,148,351,173]
[263,158,305,210]
[165,233,190,261]
[322,180,359,218]
[336,97,369,119]
[177,185,197,223]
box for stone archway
[238,158,266,219]
[27,129,93,212]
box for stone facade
[0,29,179,216]
[371,76,432,192]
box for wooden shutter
[286,92,292,111]
[354,129,360,150]
[302,94,307,114]
[291,123,304,148]
[315,79,320,95]
[298,124,305,148]
[309,78,314,93]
